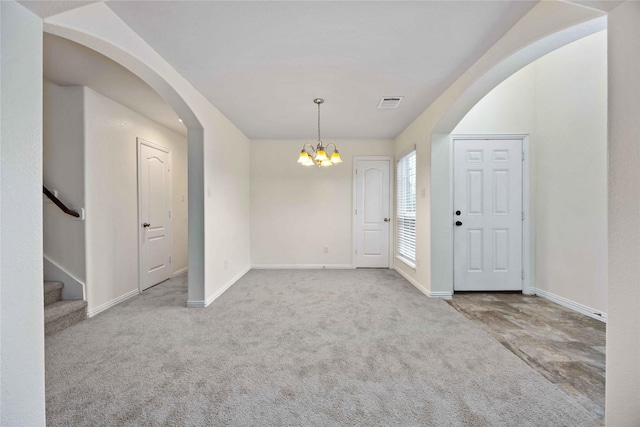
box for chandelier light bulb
[331,150,342,164]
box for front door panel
[454,139,522,291]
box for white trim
[394,266,453,300]
[395,255,416,270]
[251,264,355,270]
[449,134,531,293]
[173,267,188,277]
[534,288,606,323]
[137,137,173,293]
[186,266,250,308]
[185,300,207,308]
[43,254,86,300]
[353,156,394,269]
[521,136,532,295]
[87,289,138,318]
[397,144,416,161]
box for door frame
[137,137,173,293]
[450,135,532,294]
[352,156,394,269]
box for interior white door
[453,138,523,291]
[355,159,390,268]
[138,138,172,291]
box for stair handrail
[43,186,80,218]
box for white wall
[251,139,393,266]
[203,109,251,302]
[535,32,607,313]
[0,1,46,425]
[454,32,608,314]
[452,66,536,133]
[606,2,640,424]
[46,3,252,307]
[83,87,188,313]
[393,3,604,297]
[43,81,86,283]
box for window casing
[396,150,416,266]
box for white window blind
[397,150,416,263]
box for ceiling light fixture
[297,98,342,167]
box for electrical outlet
[323,246,329,253]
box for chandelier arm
[303,143,316,155]
[325,143,337,154]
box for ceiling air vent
[378,96,404,109]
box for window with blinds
[396,149,416,265]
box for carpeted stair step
[45,300,87,336]
[44,281,64,306]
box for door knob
[143,223,150,228]
[384,218,390,222]
[455,221,463,226]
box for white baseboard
[534,288,606,322]
[186,266,250,308]
[173,267,188,277]
[251,264,355,270]
[429,290,454,299]
[394,267,452,299]
[186,300,207,308]
[87,289,138,318]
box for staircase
[44,281,87,336]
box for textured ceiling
[104,1,537,140]
[43,34,186,136]
[18,1,97,18]
[25,1,540,140]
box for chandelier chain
[317,101,321,142]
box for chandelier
[297,98,342,167]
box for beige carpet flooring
[45,269,600,426]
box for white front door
[355,159,391,268]
[453,138,523,291]
[138,138,172,291]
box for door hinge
[170,256,172,264]
[355,208,357,215]
[522,152,525,161]
[522,212,525,221]
[356,169,358,175]
[521,270,525,280]
[169,210,171,218]
[355,249,358,255]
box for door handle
[384,218,390,222]
[143,222,150,228]
[455,221,463,226]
